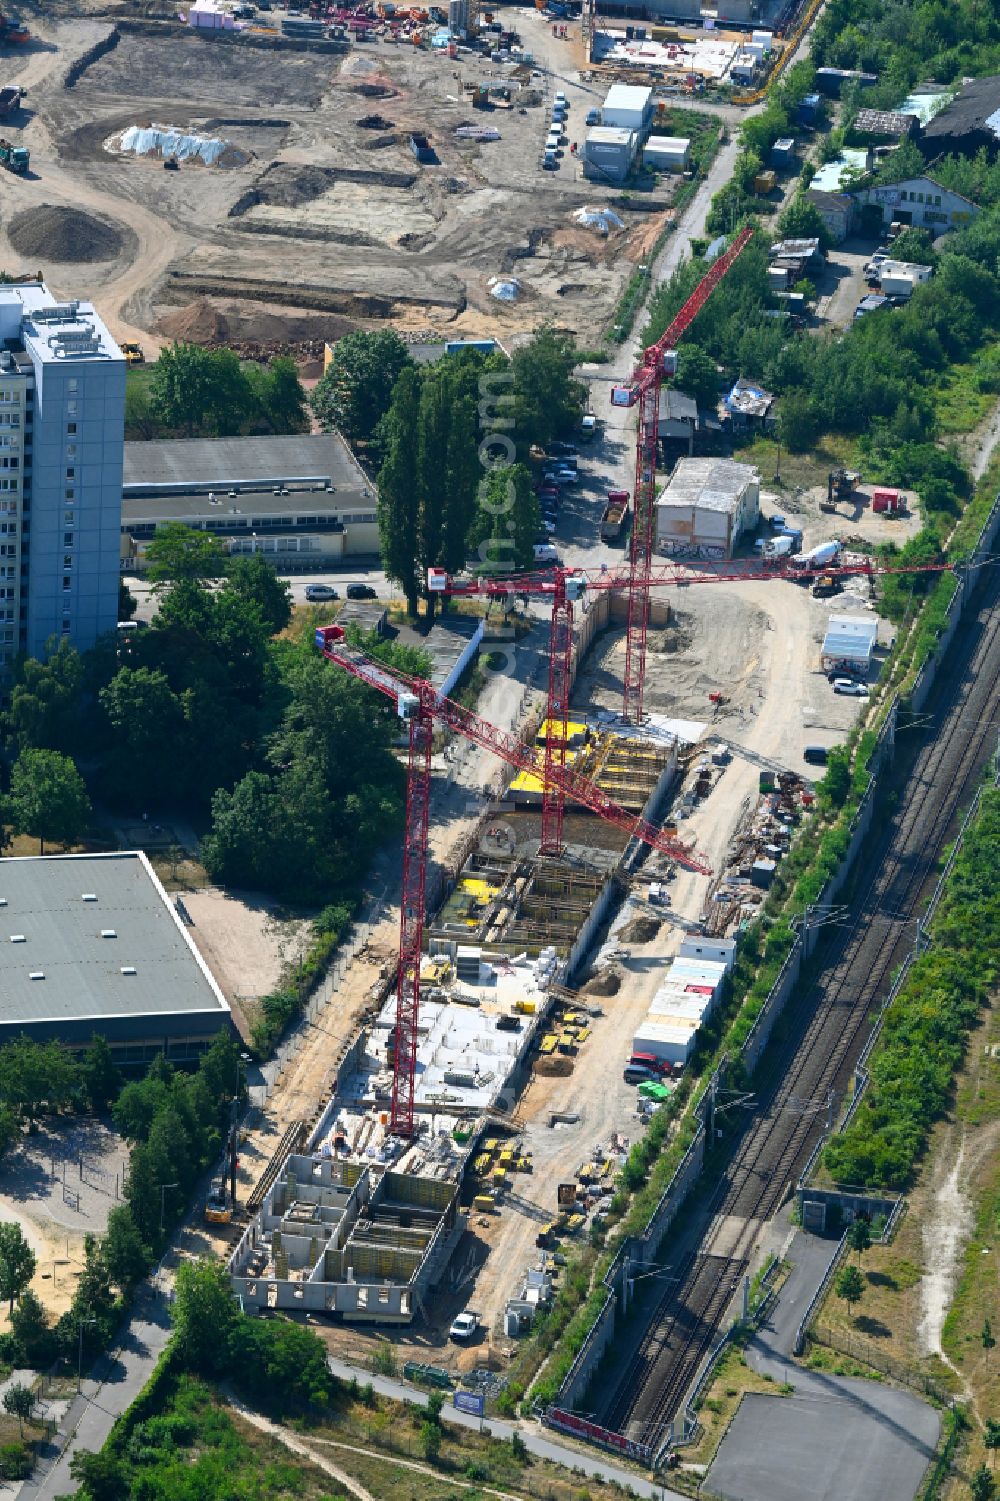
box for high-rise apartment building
[0,284,124,672]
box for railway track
[600,567,1000,1449]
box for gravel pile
[8,205,125,263]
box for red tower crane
[315,622,709,1136]
[428,543,958,856]
[318,548,955,1135]
[611,225,755,723]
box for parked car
[629,1051,670,1076]
[346,583,378,600]
[548,442,577,457]
[832,677,869,697]
[304,583,339,602]
[804,744,829,765]
[449,1312,479,1342]
[624,1064,658,1085]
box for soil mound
[582,968,622,997]
[8,205,126,264]
[620,916,661,944]
[157,299,230,343]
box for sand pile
[157,299,230,343]
[8,205,126,263]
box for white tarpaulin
[489,276,520,301]
[573,205,625,235]
[112,123,239,167]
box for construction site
[0,2,705,356]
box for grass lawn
[733,432,863,494]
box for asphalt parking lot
[706,1232,941,1501]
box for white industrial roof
[645,135,691,152]
[0,285,122,367]
[822,614,878,661]
[0,852,228,1025]
[658,457,757,514]
[603,83,652,112]
[587,126,636,146]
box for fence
[808,1323,953,1405]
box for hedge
[823,789,1000,1190]
[251,900,355,1056]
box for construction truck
[0,137,28,175]
[204,1179,233,1225]
[600,489,631,541]
[825,468,860,509]
[120,342,145,366]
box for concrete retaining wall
[740,944,801,1074]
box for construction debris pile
[702,772,813,935]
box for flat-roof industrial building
[655,458,760,560]
[0,852,233,1065]
[122,433,379,569]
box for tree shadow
[866,1270,898,1290]
[854,1315,893,1339]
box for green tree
[675,345,721,410]
[0,1224,36,1315]
[983,1318,996,1359]
[426,1390,445,1425]
[101,1205,150,1293]
[377,365,423,614]
[124,376,160,440]
[847,1217,872,1262]
[2,1383,33,1436]
[511,326,582,449]
[9,1289,56,1368]
[972,1463,996,1501]
[225,555,292,635]
[98,667,186,808]
[888,227,938,267]
[201,770,278,891]
[985,1419,1000,1468]
[835,1262,865,1318]
[7,640,85,753]
[778,194,829,246]
[171,1260,240,1376]
[117,579,138,622]
[778,391,821,453]
[81,1036,120,1116]
[144,522,226,588]
[311,330,412,447]
[149,343,218,436]
[260,355,309,434]
[468,462,540,573]
[7,747,90,853]
[420,1419,443,1464]
[67,1449,130,1501]
[0,1039,79,1120]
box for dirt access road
[1,16,185,352]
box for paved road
[326,1356,684,1499]
[18,1286,173,1501]
[706,1232,941,1501]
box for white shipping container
[632,1020,698,1066]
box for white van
[533,543,558,565]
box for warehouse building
[655,457,760,560]
[601,83,654,134]
[121,433,379,569]
[0,852,232,1064]
[918,75,1000,159]
[583,126,639,183]
[643,134,690,172]
[849,175,979,232]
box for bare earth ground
[0,7,669,349]
[0,1118,128,1325]
[181,886,312,1034]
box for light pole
[77,1316,96,1393]
[159,1181,179,1234]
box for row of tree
[312,327,583,613]
[126,345,309,442]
